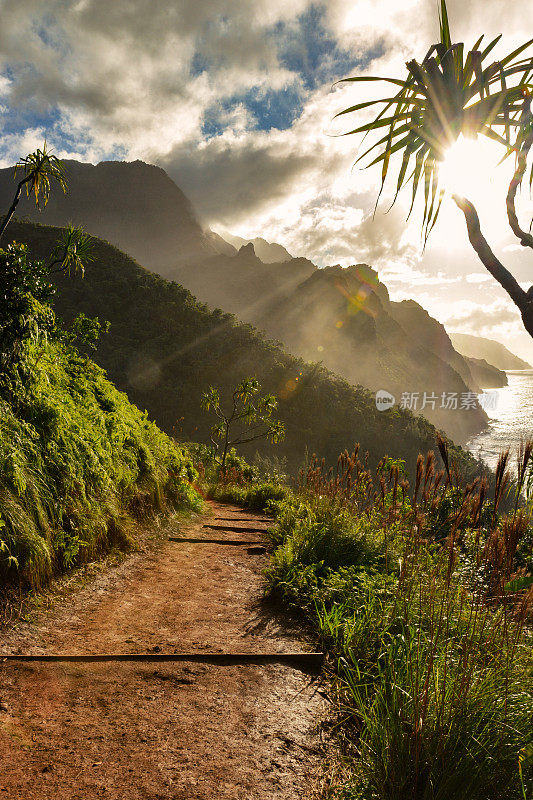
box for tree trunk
[0,176,32,244]
[506,126,533,250]
[453,194,533,340]
[221,429,229,474]
[521,296,533,338]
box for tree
[0,143,67,243]
[0,243,55,370]
[0,145,94,370]
[337,0,533,338]
[201,377,285,472]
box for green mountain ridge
[188,248,489,442]
[8,220,482,479]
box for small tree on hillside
[0,143,67,243]
[201,378,285,473]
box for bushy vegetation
[213,442,533,799]
[8,219,487,480]
[0,241,201,589]
[201,377,285,471]
[189,443,289,510]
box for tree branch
[453,194,533,338]
[230,430,273,446]
[506,127,533,249]
[47,254,70,273]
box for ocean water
[466,370,533,470]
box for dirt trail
[0,503,326,799]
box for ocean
[466,370,533,470]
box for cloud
[1,0,533,352]
[382,265,462,287]
[437,298,521,334]
[162,130,322,225]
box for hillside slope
[9,221,482,478]
[0,240,200,588]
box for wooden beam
[1,652,324,671]
[168,537,263,545]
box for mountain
[175,247,488,442]
[387,300,480,391]
[464,357,508,389]
[205,230,238,257]
[218,232,292,263]
[450,333,532,371]
[0,159,231,273]
[0,159,487,442]
[175,241,316,321]
[8,219,483,480]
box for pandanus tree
[0,143,92,274]
[0,143,67,243]
[0,144,93,370]
[337,0,533,338]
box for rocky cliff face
[248,263,488,442]
[388,300,480,392]
[464,357,508,389]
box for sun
[439,135,500,201]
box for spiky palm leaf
[337,0,533,241]
[50,224,93,275]
[14,142,67,208]
[0,143,68,243]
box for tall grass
[0,335,202,588]
[261,439,533,799]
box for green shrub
[265,497,383,609]
[209,480,288,512]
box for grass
[0,321,202,589]
[208,442,533,800]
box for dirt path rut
[0,503,326,799]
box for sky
[1,0,533,361]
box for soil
[0,502,328,799]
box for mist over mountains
[0,158,511,443]
[450,333,532,371]
[219,233,293,263]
